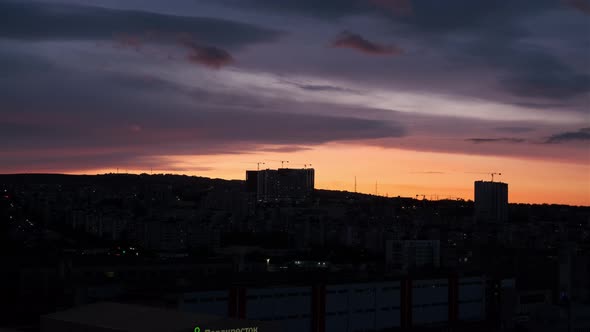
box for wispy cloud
[368,0,413,15]
[465,138,526,144]
[113,33,143,51]
[296,84,354,92]
[331,31,403,56]
[0,1,282,47]
[186,43,234,69]
[280,79,362,94]
[259,145,312,153]
[494,127,535,133]
[563,0,590,14]
[545,127,590,144]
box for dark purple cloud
[494,127,536,133]
[466,138,526,144]
[332,31,403,55]
[368,0,413,15]
[212,0,589,109]
[362,135,588,165]
[281,80,362,93]
[297,84,354,92]
[212,0,555,30]
[4,47,582,171]
[0,1,282,48]
[563,0,590,14]
[259,146,313,153]
[113,33,143,51]
[545,128,590,144]
[0,148,216,174]
[1,0,589,174]
[185,44,234,68]
[0,55,408,171]
[1,56,588,171]
[499,69,590,100]
[109,32,236,69]
[210,0,369,19]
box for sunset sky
[1,0,589,205]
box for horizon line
[1,171,588,208]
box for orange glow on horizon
[66,144,590,206]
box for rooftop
[42,302,275,332]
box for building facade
[178,275,495,332]
[385,240,441,272]
[246,168,315,201]
[474,181,508,223]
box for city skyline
[8,163,588,206]
[1,0,589,205]
[3,2,590,330]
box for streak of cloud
[563,0,590,14]
[185,43,234,69]
[369,0,413,15]
[494,127,535,133]
[545,128,590,144]
[331,31,403,56]
[0,1,282,47]
[466,138,526,144]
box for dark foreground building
[474,181,508,223]
[41,302,280,332]
[246,168,315,201]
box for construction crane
[290,163,313,169]
[466,171,503,182]
[242,162,266,170]
[267,160,290,168]
[489,172,502,182]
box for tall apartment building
[474,181,508,223]
[246,168,315,201]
